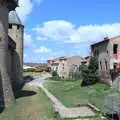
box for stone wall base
[0,67,15,107]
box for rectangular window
[114,63,117,69]
[9,24,12,29]
[94,49,99,56]
[17,25,20,30]
[105,60,108,70]
[100,61,102,70]
[113,44,118,54]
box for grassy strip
[0,87,61,120]
[44,78,119,113]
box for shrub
[24,68,43,72]
[81,56,100,86]
[24,68,35,72]
[52,71,58,77]
[35,68,43,72]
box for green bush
[24,68,43,72]
[24,68,35,72]
[81,56,100,86]
[35,68,43,72]
[52,71,58,77]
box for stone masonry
[0,0,18,108]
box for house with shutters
[91,36,120,85]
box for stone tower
[0,0,18,108]
[8,11,24,86]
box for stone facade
[48,56,83,78]
[8,11,24,85]
[91,36,120,85]
[0,0,19,108]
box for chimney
[104,37,109,41]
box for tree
[81,57,100,86]
[52,71,58,77]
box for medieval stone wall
[0,3,15,108]
[8,24,24,85]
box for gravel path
[26,73,51,86]
[26,74,95,119]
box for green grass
[0,87,61,120]
[44,78,119,113]
[0,79,118,120]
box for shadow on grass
[104,113,119,120]
[13,78,36,99]
[14,90,36,99]
[0,107,4,113]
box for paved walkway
[26,75,95,119]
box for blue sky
[16,0,120,63]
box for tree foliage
[81,57,100,86]
[52,71,58,77]
[24,68,43,72]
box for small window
[9,24,12,29]
[100,61,102,70]
[114,63,117,69]
[105,60,108,70]
[94,49,99,56]
[17,25,20,30]
[113,44,118,54]
[107,50,108,54]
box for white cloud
[36,36,47,41]
[34,20,75,42]
[34,46,52,53]
[24,33,35,49]
[24,54,28,57]
[16,0,33,22]
[34,20,120,44]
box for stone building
[48,58,60,72]
[91,36,120,85]
[81,56,91,66]
[8,10,24,86]
[0,0,18,108]
[48,56,83,78]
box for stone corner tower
[0,0,18,108]
[8,10,24,86]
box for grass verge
[44,78,119,113]
[0,87,61,120]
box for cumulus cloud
[34,20,75,42]
[34,20,120,44]
[24,33,35,49]
[36,36,47,41]
[24,54,28,57]
[16,0,33,22]
[34,46,52,53]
